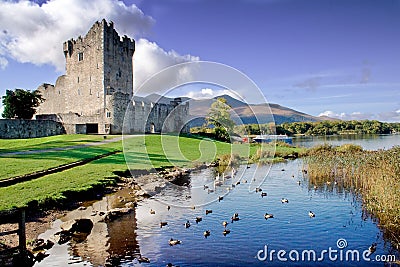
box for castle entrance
[86,124,98,134]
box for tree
[205,97,235,142]
[2,89,44,119]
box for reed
[304,144,400,249]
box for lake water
[35,135,400,266]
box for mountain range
[143,94,331,126]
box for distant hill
[144,94,330,126]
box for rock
[29,239,54,252]
[60,218,93,236]
[125,202,137,208]
[104,207,133,222]
[54,230,72,245]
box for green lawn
[0,134,302,211]
[0,142,122,180]
[0,134,108,153]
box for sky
[0,0,399,121]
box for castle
[36,19,188,134]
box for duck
[206,209,212,215]
[231,184,236,188]
[222,221,229,228]
[218,196,224,202]
[203,230,211,238]
[167,205,171,211]
[369,243,377,254]
[214,180,223,186]
[207,189,214,194]
[223,229,231,236]
[309,211,315,218]
[168,238,181,246]
[195,216,202,223]
[246,165,250,169]
[297,181,301,185]
[203,185,209,190]
[264,213,274,220]
[243,180,248,183]
[191,205,196,210]
[184,220,191,228]
[261,192,267,197]
[150,209,156,215]
[235,181,241,185]
[137,256,150,263]
[255,187,262,192]
[281,198,289,203]
[231,213,239,222]
[160,221,168,228]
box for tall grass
[304,144,400,249]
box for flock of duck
[147,166,317,247]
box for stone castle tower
[36,19,188,134]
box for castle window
[97,92,100,98]
[106,112,111,118]
[77,76,79,83]
[78,52,84,61]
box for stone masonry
[36,19,188,134]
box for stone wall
[0,119,65,139]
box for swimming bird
[369,243,377,254]
[184,220,191,228]
[223,229,231,236]
[167,205,171,211]
[160,221,168,228]
[264,213,274,220]
[261,192,267,197]
[208,189,214,194]
[206,209,212,215]
[231,184,235,188]
[309,211,315,218]
[137,256,150,263]
[218,196,223,202]
[169,238,181,246]
[243,180,248,183]
[246,165,250,169]
[203,230,211,238]
[255,187,262,192]
[222,221,229,228]
[235,181,240,185]
[191,205,196,210]
[195,217,202,223]
[203,185,209,190]
[281,198,289,203]
[231,213,239,222]
[297,181,301,185]
[150,209,156,215]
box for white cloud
[0,0,199,91]
[134,38,199,90]
[0,57,8,69]
[185,88,239,100]
[0,0,155,71]
[319,110,400,122]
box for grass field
[0,134,301,211]
[0,134,107,153]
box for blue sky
[0,0,399,121]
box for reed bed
[304,144,400,249]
